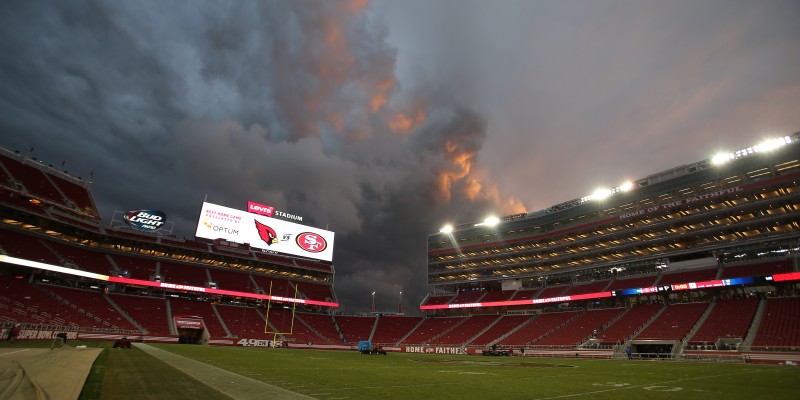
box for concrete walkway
[135,343,315,400]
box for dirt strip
[134,343,316,400]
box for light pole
[398,290,403,314]
[371,291,376,312]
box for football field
[77,343,800,400]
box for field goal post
[263,281,298,347]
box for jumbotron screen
[194,202,335,262]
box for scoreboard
[194,202,335,262]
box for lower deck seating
[371,315,422,344]
[296,312,340,343]
[169,297,228,337]
[400,317,462,345]
[215,304,269,338]
[635,302,708,340]
[109,294,171,335]
[535,308,625,346]
[40,285,138,331]
[0,277,101,328]
[335,315,377,344]
[429,315,499,345]
[689,298,759,344]
[595,303,662,344]
[469,315,532,346]
[752,297,800,348]
[499,311,578,346]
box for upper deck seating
[111,255,158,281]
[251,276,294,297]
[563,280,611,296]
[207,268,255,292]
[294,280,334,302]
[159,261,209,288]
[512,289,539,300]
[0,155,66,205]
[45,241,115,275]
[721,259,792,279]
[658,268,718,286]
[423,294,455,306]
[451,290,486,304]
[0,229,61,264]
[535,285,569,299]
[293,258,333,272]
[479,290,515,303]
[606,275,657,291]
[48,175,98,216]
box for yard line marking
[529,370,761,400]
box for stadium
[1,132,799,399]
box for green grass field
[71,343,800,400]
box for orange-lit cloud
[370,78,396,112]
[389,107,426,134]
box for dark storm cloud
[380,0,800,211]
[0,0,511,312]
[2,0,799,313]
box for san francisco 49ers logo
[296,232,327,253]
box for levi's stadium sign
[195,202,334,262]
[123,209,167,231]
[247,200,303,222]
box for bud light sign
[124,209,167,231]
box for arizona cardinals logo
[254,220,278,245]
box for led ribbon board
[0,254,338,308]
[419,272,799,310]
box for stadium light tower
[474,216,500,228]
[439,224,453,234]
[371,291,376,312]
[398,290,403,313]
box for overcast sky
[1,0,798,313]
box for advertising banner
[195,202,334,262]
[174,316,205,330]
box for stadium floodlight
[618,181,634,192]
[591,188,612,201]
[483,216,500,227]
[754,136,791,153]
[711,152,734,165]
[439,225,454,234]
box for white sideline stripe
[134,343,315,400]
[0,348,30,357]
[529,370,761,400]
